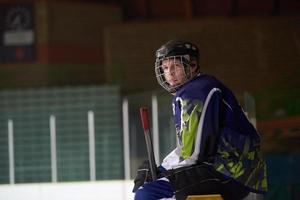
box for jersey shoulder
[176,74,221,100]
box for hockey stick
[139,107,157,181]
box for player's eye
[162,65,169,71]
[174,63,182,69]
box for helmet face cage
[155,55,193,93]
[155,40,199,93]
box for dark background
[0,0,299,199]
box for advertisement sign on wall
[0,4,35,62]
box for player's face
[161,58,187,86]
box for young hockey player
[133,40,267,200]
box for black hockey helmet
[155,40,200,93]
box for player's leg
[134,178,174,200]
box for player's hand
[132,160,152,192]
[132,160,167,192]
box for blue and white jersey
[161,74,267,193]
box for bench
[186,194,223,200]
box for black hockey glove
[132,160,167,193]
[132,160,152,192]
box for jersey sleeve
[176,87,222,163]
[195,88,222,162]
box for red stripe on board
[36,43,103,64]
[48,44,103,64]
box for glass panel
[127,90,175,178]
[0,86,122,184]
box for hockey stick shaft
[139,107,157,181]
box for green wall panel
[0,85,122,184]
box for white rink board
[0,180,134,200]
